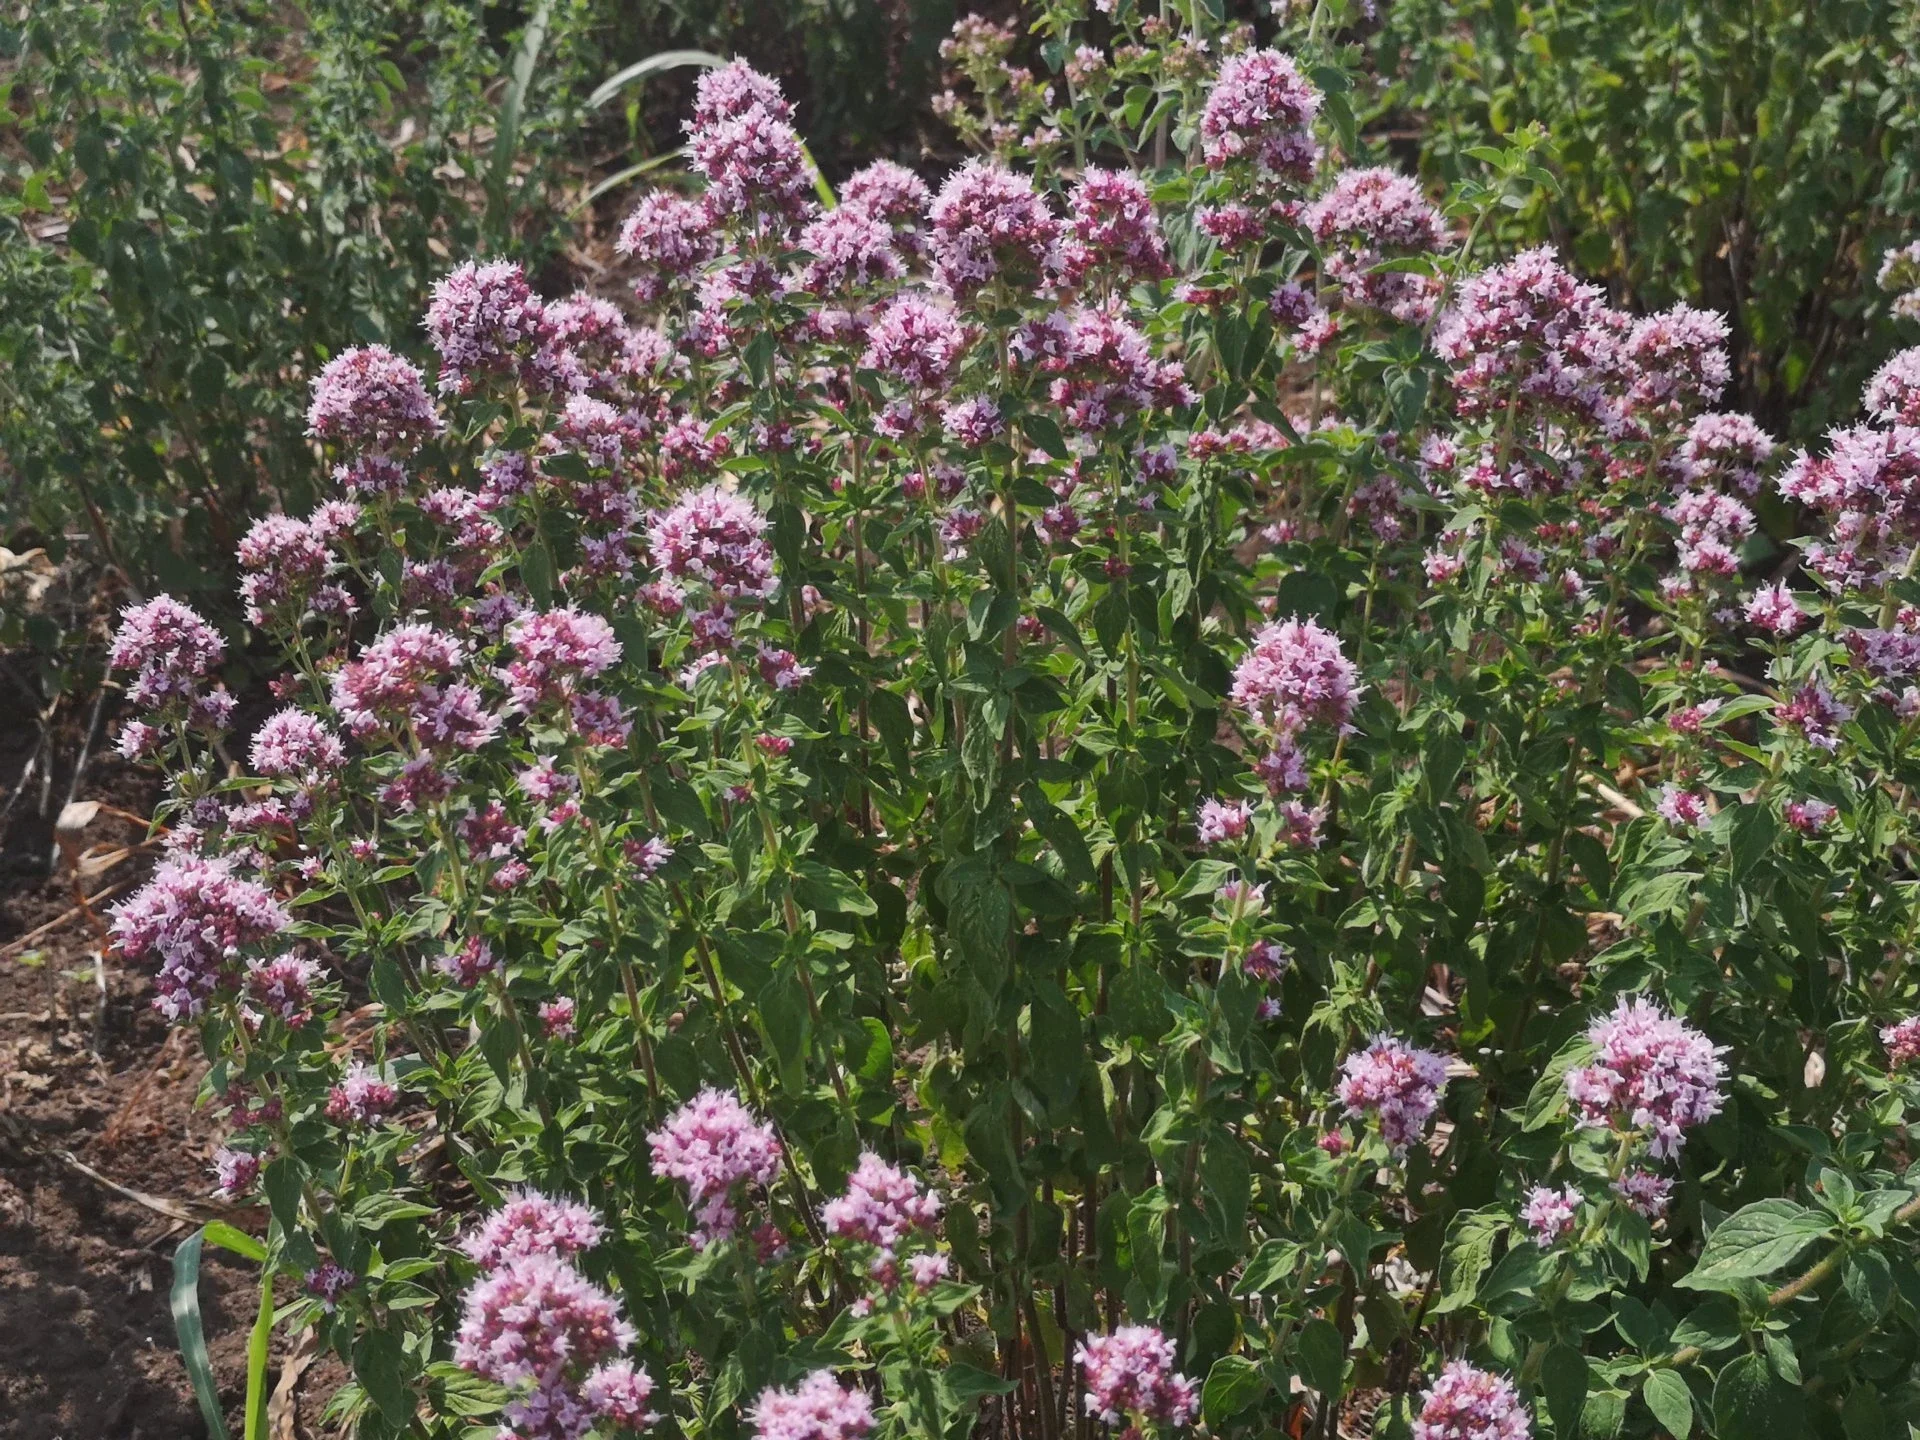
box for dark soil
[0,683,344,1440]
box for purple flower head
[1196,797,1253,846]
[617,191,718,303]
[583,1359,659,1431]
[1564,997,1727,1159]
[798,208,905,294]
[1613,1169,1674,1220]
[928,159,1062,298]
[863,294,971,393]
[1336,1034,1448,1154]
[1625,302,1731,414]
[330,623,498,750]
[1231,616,1362,732]
[111,855,290,1020]
[540,996,578,1039]
[648,484,778,602]
[1413,1363,1531,1440]
[1076,1325,1198,1428]
[250,707,346,780]
[1435,247,1627,432]
[686,66,813,229]
[304,1261,356,1310]
[842,160,931,251]
[1655,786,1709,829]
[1744,580,1806,636]
[1676,412,1775,494]
[502,608,622,709]
[1306,167,1446,323]
[692,59,793,128]
[464,1189,606,1271]
[246,953,321,1023]
[822,1152,942,1254]
[1062,167,1170,285]
[1882,1014,1920,1068]
[306,345,441,452]
[942,395,1005,447]
[750,1371,875,1440]
[1521,1185,1579,1247]
[425,260,554,396]
[439,935,501,988]
[325,1062,399,1126]
[212,1146,261,1199]
[1867,346,1920,426]
[1199,49,1323,185]
[1785,797,1837,834]
[454,1250,635,1391]
[647,1087,783,1248]
[110,597,226,712]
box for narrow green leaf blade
[170,1229,232,1440]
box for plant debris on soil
[0,682,345,1440]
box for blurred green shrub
[0,0,598,655]
[1374,0,1920,439]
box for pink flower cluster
[305,344,441,451]
[1199,49,1322,185]
[618,192,718,303]
[454,1194,655,1440]
[647,484,779,603]
[250,707,346,781]
[822,1152,943,1257]
[1336,1034,1448,1153]
[1521,1184,1579,1247]
[463,1189,605,1269]
[503,607,622,709]
[1062,168,1170,285]
[647,1088,783,1247]
[928,159,1062,298]
[1230,617,1362,731]
[1413,1363,1531,1440]
[331,623,499,749]
[425,260,556,396]
[1882,1015,1920,1068]
[1306,167,1446,322]
[110,596,230,720]
[1564,997,1726,1159]
[750,1371,875,1440]
[111,854,290,1020]
[686,61,814,228]
[324,1062,399,1126]
[1076,1325,1198,1428]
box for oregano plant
[105,5,1920,1440]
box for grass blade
[243,1269,274,1440]
[170,1228,232,1440]
[487,0,556,232]
[203,1220,267,1263]
[566,149,686,219]
[587,49,726,111]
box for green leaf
[1295,1318,1346,1395]
[1202,1355,1266,1425]
[1713,1353,1801,1440]
[795,860,879,916]
[1430,1206,1506,1314]
[170,1230,232,1440]
[1642,1370,1693,1439]
[245,1268,274,1440]
[1678,1200,1833,1289]
[1543,1345,1587,1439]
[202,1221,267,1262]
[1668,1298,1741,1355]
